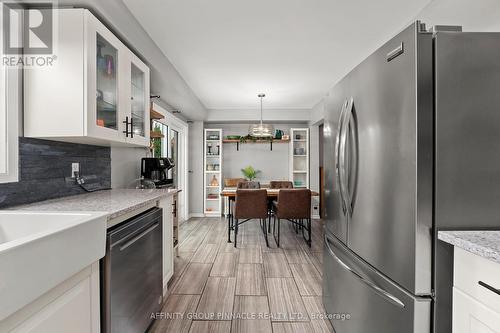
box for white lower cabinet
[453,247,500,333]
[454,288,500,333]
[0,262,100,333]
[159,196,174,296]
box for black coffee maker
[141,157,175,188]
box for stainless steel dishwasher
[101,207,163,333]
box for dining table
[220,187,319,243]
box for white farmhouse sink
[0,211,107,321]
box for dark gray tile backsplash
[0,138,111,208]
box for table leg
[227,197,233,243]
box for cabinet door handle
[122,116,129,137]
[478,281,500,296]
[130,117,134,138]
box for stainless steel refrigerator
[322,21,500,333]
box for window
[0,6,20,183]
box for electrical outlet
[71,163,80,178]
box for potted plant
[241,166,261,181]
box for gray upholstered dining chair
[237,181,261,189]
[232,189,269,247]
[272,189,312,247]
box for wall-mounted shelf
[223,138,290,151]
[150,108,165,120]
[150,132,164,139]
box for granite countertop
[438,231,500,264]
[13,189,179,221]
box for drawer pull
[478,281,500,296]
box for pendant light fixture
[249,93,274,138]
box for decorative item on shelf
[210,175,219,186]
[295,134,302,140]
[216,144,220,155]
[282,134,289,140]
[150,124,163,137]
[213,164,220,171]
[294,180,303,187]
[207,193,218,199]
[151,124,162,157]
[207,142,213,155]
[241,165,261,181]
[96,42,106,72]
[207,164,214,171]
[105,55,114,76]
[294,147,306,155]
[102,91,115,106]
[206,208,213,212]
[96,119,105,127]
[249,93,274,137]
[96,89,103,101]
[208,134,220,140]
[274,129,284,140]
[238,134,272,143]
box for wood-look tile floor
[150,217,333,333]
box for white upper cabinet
[24,9,150,147]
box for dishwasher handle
[119,223,159,251]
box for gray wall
[309,124,320,216]
[188,121,204,215]
[111,146,149,188]
[0,138,110,208]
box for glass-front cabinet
[125,54,150,146]
[87,11,150,146]
[86,12,125,143]
[95,34,118,131]
[24,9,150,147]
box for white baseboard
[189,213,205,219]
[312,214,321,220]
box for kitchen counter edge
[438,230,500,264]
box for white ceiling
[123,0,431,110]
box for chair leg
[308,218,312,247]
[277,218,280,247]
[227,215,231,243]
[268,211,272,233]
[263,218,269,247]
[234,219,239,248]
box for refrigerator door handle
[339,98,353,216]
[324,234,406,308]
[345,97,358,214]
[336,99,349,215]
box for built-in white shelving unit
[204,129,223,216]
[289,128,309,188]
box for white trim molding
[151,101,190,221]
[0,7,20,184]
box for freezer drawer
[323,233,431,333]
